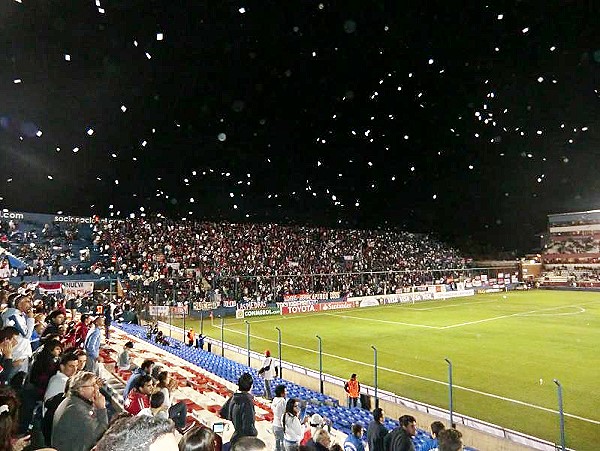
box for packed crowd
[93,219,465,302]
[0,278,465,451]
[0,219,94,279]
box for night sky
[1,1,599,255]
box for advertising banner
[319,300,355,311]
[433,289,475,299]
[282,293,329,301]
[149,305,169,316]
[281,303,321,315]
[235,306,281,319]
[170,306,187,317]
[62,281,94,298]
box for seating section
[109,322,476,451]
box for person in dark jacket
[122,359,155,399]
[219,372,257,446]
[367,408,388,451]
[42,310,66,337]
[384,415,416,451]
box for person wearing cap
[259,349,275,399]
[84,316,105,374]
[344,423,365,451]
[118,341,135,371]
[301,413,325,447]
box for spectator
[301,413,325,447]
[231,437,267,451]
[1,294,35,373]
[74,314,91,348]
[44,352,79,404]
[123,359,155,399]
[0,327,19,385]
[421,421,445,451]
[52,371,108,451]
[74,349,87,372]
[84,316,104,374]
[344,423,365,451]
[344,374,360,408]
[179,426,217,451]
[155,371,188,430]
[124,375,154,416]
[29,338,62,399]
[308,428,331,451]
[138,391,168,420]
[94,415,179,451]
[258,350,274,400]
[42,310,66,337]
[367,408,388,451]
[282,398,304,451]
[271,384,287,451]
[0,389,31,451]
[384,415,417,451]
[219,372,257,446]
[437,428,463,451]
[118,341,135,371]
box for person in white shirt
[271,385,287,451]
[138,391,169,420]
[1,294,35,373]
[44,353,79,404]
[282,398,305,451]
[259,349,275,399]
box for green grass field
[173,290,600,450]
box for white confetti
[36,130,42,137]
[522,27,529,34]
[65,54,71,61]
[218,133,227,141]
[121,105,127,112]
[239,7,246,14]
[497,14,503,20]
[537,76,544,83]
[72,147,79,153]
[156,33,164,41]
[87,128,94,136]
[47,175,53,180]
[13,79,22,84]
[145,52,152,59]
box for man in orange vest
[344,373,361,408]
[187,328,195,346]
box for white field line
[440,302,597,329]
[215,323,600,426]
[411,298,499,311]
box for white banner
[62,281,94,298]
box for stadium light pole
[554,379,566,451]
[371,345,379,409]
[445,358,454,428]
[220,315,224,357]
[200,310,204,335]
[275,326,282,378]
[245,320,251,367]
[316,335,323,394]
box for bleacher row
[102,322,447,451]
